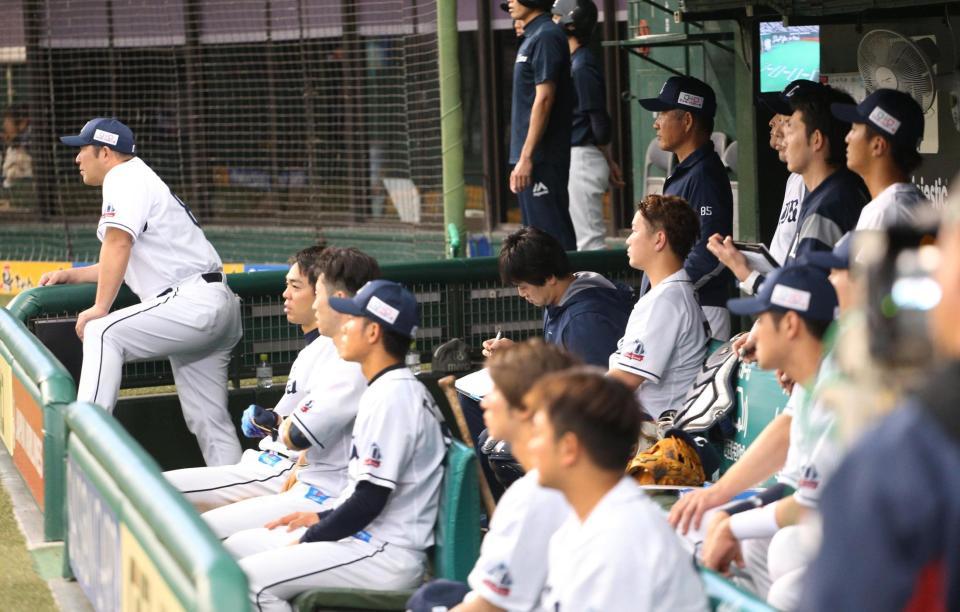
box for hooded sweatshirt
[543,271,635,367]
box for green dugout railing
[8,249,644,388]
[0,307,74,540]
[64,401,248,610]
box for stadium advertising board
[67,443,189,612]
[0,359,13,451]
[67,455,120,612]
[12,376,44,507]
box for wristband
[729,503,779,540]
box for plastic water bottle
[256,353,273,390]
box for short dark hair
[312,247,381,296]
[669,109,713,137]
[381,327,412,361]
[863,125,923,175]
[3,104,28,122]
[790,85,856,168]
[636,193,700,259]
[488,339,581,408]
[90,144,134,162]
[499,226,572,286]
[769,309,831,341]
[288,244,327,287]
[525,368,643,471]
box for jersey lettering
[779,199,800,224]
[171,192,202,228]
[700,206,713,216]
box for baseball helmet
[499,0,555,13]
[552,0,598,40]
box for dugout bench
[3,249,785,611]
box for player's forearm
[94,231,132,310]
[519,85,556,161]
[606,367,645,392]
[72,264,100,284]
[711,413,791,497]
[300,481,390,543]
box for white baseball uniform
[465,469,570,609]
[224,366,448,612]
[855,181,928,230]
[164,330,327,512]
[541,477,707,612]
[609,269,709,419]
[769,172,806,265]
[77,156,242,466]
[201,342,366,539]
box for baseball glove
[627,435,705,486]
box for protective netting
[1,0,445,262]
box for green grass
[0,295,11,308]
[0,482,58,612]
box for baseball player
[707,80,817,294]
[503,0,577,251]
[43,118,242,465]
[406,339,579,612]
[163,246,373,512]
[530,369,707,611]
[699,264,839,604]
[802,199,960,611]
[608,194,709,423]
[552,0,624,251]
[222,280,448,612]
[831,89,929,230]
[639,75,734,339]
[198,247,378,539]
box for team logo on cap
[93,129,119,146]
[785,84,801,98]
[770,284,811,312]
[677,91,704,109]
[868,106,901,135]
[366,296,399,325]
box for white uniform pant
[164,449,295,513]
[767,525,816,611]
[568,145,609,251]
[226,526,427,612]
[733,536,773,600]
[202,481,336,540]
[702,305,731,341]
[77,278,243,466]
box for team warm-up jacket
[663,141,734,309]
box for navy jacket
[663,141,734,308]
[802,363,960,612]
[786,168,867,262]
[543,272,634,367]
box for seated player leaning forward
[192,248,379,540]
[224,280,449,612]
[531,369,707,611]
[406,339,580,612]
[44,118,242,465]
[608,193,709,425]
[481,225,633,367]
[164,245,332,511]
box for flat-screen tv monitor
[759,23,820,93]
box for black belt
[157,272,224,298]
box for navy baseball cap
[803,232,853,271]
[60,118,136,155]
[728,264,838,322]
[830,88,924,149]
[757,79,824,116]
[328,279,419,339]
[638,76,717,118]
